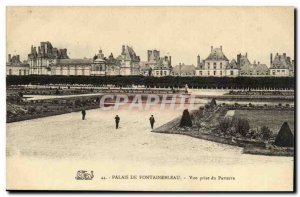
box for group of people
[81,110,156,129]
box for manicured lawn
[235,110,294,134]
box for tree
[233,117,250,137]
[274,122,294,147]
[179,109,192,127]
[210,98,217,107]
[218,117,232,133]
[260,126,273,141]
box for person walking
[82,109,86,120]
[149,115,155,129]
[115,115,120,129]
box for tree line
[6,75,295,89]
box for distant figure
[149,115,155,129]
[82,109,86,120]
[115,115,120,129]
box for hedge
[6,75,295,89]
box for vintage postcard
[6,6,295,191]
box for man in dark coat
[82,109,86,120]
[115,115,120,129]
[149,115,155,129]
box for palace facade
[6,54,29,76]
[6,41,294,77]
[195,46,294,77]
[25,42,139,76]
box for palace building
[6,54,29,76]
[26,42,140,76]
[28,41,69,75]
[195,46,232,77]
[6,41,294,78]
[117,45,140,75]
[269,53,294,77]
[141,49,172,77]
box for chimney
[287,57,291,63]
[16,55,20,62]
[258,61,260,65]
[246,52,247,58]
[122,45,126,55]
[197,54,200,67]
[211,46,213,52]
[8,54,11,63]
[283,53,286,59]
[220,45,222,51]
[64,49,68,58]
[270,53,273,65]
[237,53,241,65]
[147,50,152,62]
[45,43,48,53]
[169,56,172,65]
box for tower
[197,54,200,67]
[270,53,273,66]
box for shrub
[232,117,250,137]
[6,75,295,89]
[218,117,232,133]
[210,98,217,107]
[179,109,192,127]
[260,126,273,141]
[274,122,294,147]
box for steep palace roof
[270,53,293,69]
[56,59,93,65]
[239,55,251,67]
[119,46,140,62]
[205,47,229,61]
[227,59,240,69]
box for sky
[6,6,294,66]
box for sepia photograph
[5,6,295,192]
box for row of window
[241,72,269,75]
[55,69,86,75]
[8,69,29,75]
[207,65,224,69]
[271,69,287,75]
[207,62,223,66]
[198,70,234,76]
[155,70,168,76]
